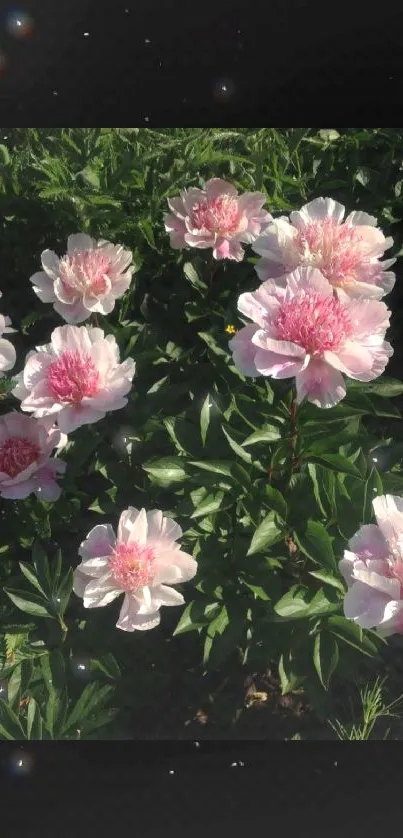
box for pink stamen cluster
[294,218,365,286]
[0,436,40,477]
[59,251,112,297]
[47,350,100,403]
[275,291,353,354]
[108,542,156,592]
[191,195,240,235]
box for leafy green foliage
[1,127,403,738]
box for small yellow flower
[225,324,237,335]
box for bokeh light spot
[5,9,35,39]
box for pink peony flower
[30,233,134,324]
[73,507,198,631]
[12,325,136,434]
[0,292,16,376]
[164,178,272,262]
[339,495,403,637]
[0,411,66,500]
[228,266,393,408]
[252,197,396,299]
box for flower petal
[205,178,238,201]
[0,339,16,373]
[228,325,260,377]
[293,197,346,225]
[372,495,403,547]
[41,250,60,280]
[296,359,346,408]
[67,233,95,254]
[343,581,391,629]
[117,507,148,547]
[116,594,160,632]
[348,524,389,561]
[73,568,91,598]
[79,523,116,561]
[58,405,105,434]
[30,271,57,303]
[82,572,121,608]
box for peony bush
[1,127,403,740]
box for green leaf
[40,651,65,695]
[51,549,63,592]
[327,616,379,657]
[55,568,73,616]
[274,585,340,620]
[190,491,225,519]
[274,586,311,619]
[221,425,265,472]
[242,425,282,445]
[308,570,345,593]
[264,484,288,521]
[173,600,221,635]
[366,395,401,418]
[242,582,271,600]
[32,541,52,597]
[4,588,54,618]
[45,689,68,739]
[19,563,47,597]
[198,331,228,357]
[294,520,337,572]
[307,464,330,517]
[138,218,156,249]
[348,377,403,398]
[27,697,43,740]
[0,698,25,740]
[203,605,229,665]
[200,394,211,446]
[246,512,282,556]
[363,468,383,524]
[206,612,246,669]
[278,652,305,695]
[188,460,233,477]
[143,456,189,485]
[78,166,100,190]
[183,262,207,293]
[313,632,339,689]
[0,144,11,165]
[91,654,121,680]
[7,664,23,709]
[308,454,363,479]
[63,683,115,735]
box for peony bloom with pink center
[164,178,272,262]
[252,197,396,299]
[228,266,393,408]
[30,233,134,324]
[73,507,198,632]
[12,325,136,434]
[339,495,403,637]
[0,411,66,500]
[0,292,16,376]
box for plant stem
[289,393,299,469]
[92,312,100,328]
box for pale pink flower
[228,266,393,408]
[253,197,396,299]
[164,178,272,262]
[30,233,133,324]
[339,495,403,637]
[73,507,198,632]
[12,325,136,434]
[0,411,66,500]
[0,292,16,376]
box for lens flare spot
[5,9,35,39]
